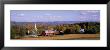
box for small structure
[45,28,55,36]
[79,28,85,33]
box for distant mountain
[11,21,100,26]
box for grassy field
[12,33,100,40]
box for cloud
[80,12,87,15]
[19,13,25,16]
[92,15,98,16]
[86,10,99,13]
[44,13,52,15]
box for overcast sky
[10,10,100,22]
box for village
[11,22,100,40]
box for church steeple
[34,23,38,31]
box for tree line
[11,22,100,39]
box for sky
[10,10,100,22]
